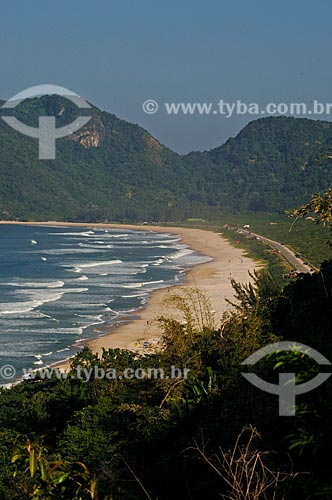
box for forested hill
[187,116,332,212]
[0,96,331,222]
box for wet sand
[0,222,261,369]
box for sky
[0,0,332,153]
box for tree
[289,188,332,247]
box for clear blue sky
[1,0,331,153]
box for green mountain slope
[0,96,331,222]
[0,95,189,221]
[186,116,332,212]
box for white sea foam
[39,312,59,321]
[0,226,209,373]
[0,287,88,316]
[104,307,120,315]
[169,248,194,260]
[2,280,65,289]
[33,327,84,335]
[83,233,129,240]
[152,258,165,266]
[56,347,70,353]
[121,293,147,299]
[47,281,65,289]
[0,311,55,321]
[82,314,104,329]
[106,233,129,238]
[71,303,108,308]
[0,299,60,316]
[122,283,144,289]
[151,238,181,244]
[73,259,123,273]
[32,248,106,255]
[116,307,141,315]
[51,231,95,237]
[143,280,165,286]
[123,280,165,289]
[78,243,114,249]
[14,287,88,297]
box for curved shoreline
[0,222,262,370]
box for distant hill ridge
[0,95,331,221]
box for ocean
[0,224,210,383]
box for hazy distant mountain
[0,96,331,222]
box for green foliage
[289,188,332,248]
[12,439,101,499]
[218,212,332,267]
[1,97,332,222]
[161,286,216,333]
[2,263,332,498]
[290,188,332,226]
[186,116,332,213]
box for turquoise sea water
[0,224,210,383]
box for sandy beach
[0,222,261,369]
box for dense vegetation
[0,260,331,499]
[216,213,332,267]
[186,117,332,212]
[0,96,332,222]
